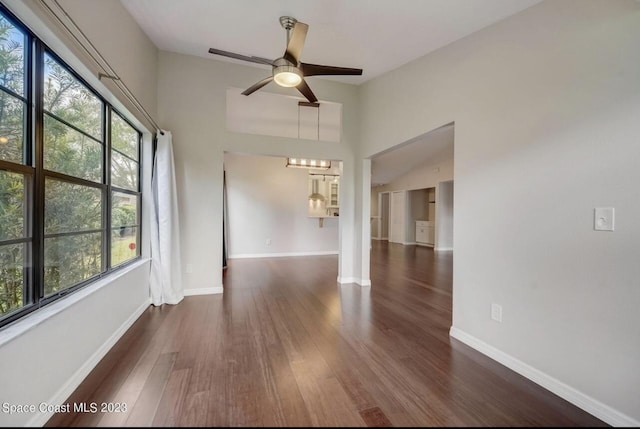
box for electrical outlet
[186,264,193,274]
[491,303,502,323]
[266,238,271,246]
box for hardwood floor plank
[359,407,393,427]
[125,352,177,426]
[151,368,191,426]
[45,241,608,427]
[96,306,183,427]
[244,289,306,426]
[177,391,209,427]
[46,307,169,427]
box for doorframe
[376,191,390,240]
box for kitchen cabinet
[308,173,340,218]
[416,220,434,246]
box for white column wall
[157,52,362,292]
[357,0,640,424]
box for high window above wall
[0,5,141,328]
[226,88,342,142]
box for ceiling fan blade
[296,78,317,103]
[301,62,363,77]
[283,22,308,64]
[241,76,273,96]
[251,56,276,65]
[208,48,272,66]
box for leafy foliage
[40,57,106,296]
[0,243,23,315]
[0,13,140,317]
[0,16,26,316]
[44,53,101,139]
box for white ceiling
[371,124,454,186]
[121,1,534,184]
[121,0,541,85]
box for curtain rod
[38,0,164,135]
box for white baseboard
[229,250,338,259]
[184,286,224,296]
[449,327,640,427]
[371,237,385,241]
[337,277,371,287]
[435,247,453,251]
[27,299,151,427]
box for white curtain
[150,130,183,305]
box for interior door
[390,191,406,243]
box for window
[110,112,140,267]
[0,11,31,319]
[43,53,105,296]
[0,6,142,327]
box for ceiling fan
[208,16,363,103]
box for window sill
[0,258,150,348]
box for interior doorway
[366,122,455,282]
[389,190,406,244]
[379,191,390,240]
[223,152,342,262]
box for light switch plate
[594,207,614,231]
[491,303,502,323]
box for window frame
[0,4,143,328]
[108,108,142,268]
[0,5,36,325]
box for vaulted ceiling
[122,0,541,85]
[122,0,540,184]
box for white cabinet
[308,174,340,218]
[416,220,434,246]
[328,182,339,207]
[407,187,436,246]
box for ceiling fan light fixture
[273,64,302,87]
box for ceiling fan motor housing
[272,57,302,87]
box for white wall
[224,153,339,257]
[14,0,159,131]
[157,51,362,291]
[374,158,454,195]
[56,0,159,122]
[358,0,640,425]
[436,181,454,251]
[0,262,150,427]
[0,2,156,426]
[226,88,342,143]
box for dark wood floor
[46,241,607,427]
